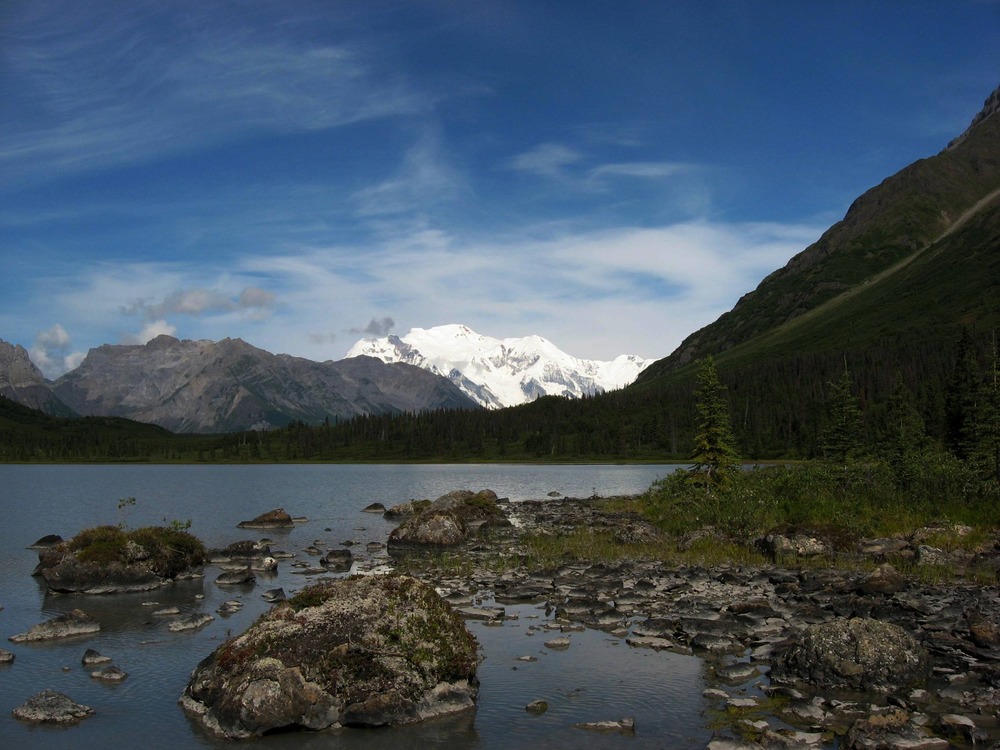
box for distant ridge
[0,334,477,433]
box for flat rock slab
[168,613,215,632]
[237,508,294,529]
[13,690,95,724]
[573,717,636,734]
[9,609,99,643]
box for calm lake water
[0,463,720,749]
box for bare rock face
[12,690,95,724]
[387,490,506,550]
[9,609,100,643]
[776,618,929,692]
[180,574,479,739]
[237,508,294,529]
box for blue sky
[2,1,997,378]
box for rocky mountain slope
[45,335,476,433]
[0,340,75,417]
[641,83,1000,379]
[346,324,650,409]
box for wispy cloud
[0,3,430,187]
[505,143,583,178]
[352,131,466,218]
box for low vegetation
[65,523,206,578]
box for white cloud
[29,323,85,379]
[13,217,822,375]
[123,319,177,346]
[505,143,583,177]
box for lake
[0,463,718,749]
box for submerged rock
[180,574,479,739]
[215,567,256,586]
[81,648,112,665]
[12,690,94,724]
[91,665,128,682]
[9,609,100,643]
[237,509,294,529]
[573,717,636,734]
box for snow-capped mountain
[345,324,652,409]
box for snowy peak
[345,324,652,409]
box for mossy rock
[37,525,206,594]
[180,574,479,739]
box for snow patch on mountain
[345,324,652,409]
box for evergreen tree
[974,335,1000,484]
[690,356,741,490]
[882,372,929,488]
[821,365,862,465]
[946,328,981,460]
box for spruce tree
[882,372,929,488]
[821,365,862,465]
[690,356,741,490]
[946,328,981,460]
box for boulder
[12,690,94,724]
[382,499,432,520]
[27,534,64,549]
[843,707,949,750]
[0,648,14,664]
[237,509,294,529]
[34,525,205,594]
[760,532,828,559]
[81,648,112,665]
[321,549,353,572]
[776,618,929,692]
[9,609,100,643]
[387,490,506,550]
[858,563,906,595]
[180,575,479,739]
[362,502,386,513]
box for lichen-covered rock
[12,690,94,724]
[387,490,506,550]
[237,508,294,529]
[9,609,100,643]
[180,574,479,739]
[858,563,906,595]
[776,618,928,692]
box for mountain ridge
[0,334,478,433]
[345,323,651,409]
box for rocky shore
[11,490,999,747]
[392,494,1000,749]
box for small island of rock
[180,574,479,739]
